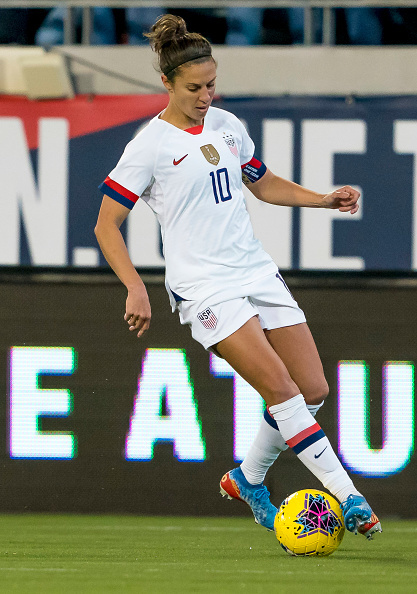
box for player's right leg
[216,316,300,531]
[237,322,327,488]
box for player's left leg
[237,322,381,538]
[265,323,381,537]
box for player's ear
[161,74,174,94]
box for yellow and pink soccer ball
[274,489,345,556]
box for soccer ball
[274,489,345,556]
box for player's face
[165,60,217,125]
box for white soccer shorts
[178,271,306,351]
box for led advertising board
[0,274,415,517]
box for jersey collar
[184,124,204,135]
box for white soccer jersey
[99,106,277,308]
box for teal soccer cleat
[220,467,278,532]
[341,495,382,539]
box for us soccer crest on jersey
[223,133,239,158]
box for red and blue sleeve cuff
[241,155,267,184]
[98,176,139,210]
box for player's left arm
[246,168,360,214]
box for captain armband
[241,155,267,185]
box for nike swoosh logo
[314,446,327,459]
[173,154,188,166]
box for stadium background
[1,3,417,523]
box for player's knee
[304,379,329,406]
[263,378,300,406]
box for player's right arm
[94,195,151,338]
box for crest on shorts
[223,133,238,157]
[200,144,220,166]
[197,307,218,329]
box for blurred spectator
[1,5,417,48]
[344,8,383,44]
[225,7,263,45]
[285,7,322,44]
[126,8,166,44]
[284,7,383,45]
[35,7,119,45]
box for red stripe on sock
[286,422,321,448]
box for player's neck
[159,104,203,130]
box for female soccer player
[95,14,381,539]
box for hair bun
[172,16,187,39]
[146,14,188,53]
[145,13,213,80]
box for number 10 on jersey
[210,168,232,204]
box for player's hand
[124,284,151,338]
[322,185,360,214]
